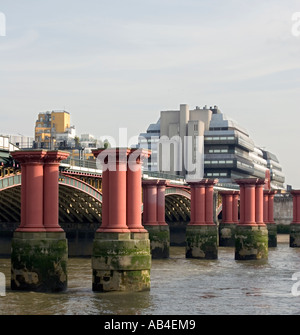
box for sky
[0,0,300,188]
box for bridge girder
[0,184,102,226]
[165,194,191,223]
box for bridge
[1,145,297,293]
[0,144,238,256]
[3,140,278,255]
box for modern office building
[137,104,285,189]
[138,119,160,171]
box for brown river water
[0,235,299,315]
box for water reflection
[0,238,300,315]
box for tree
[74,136,80,149]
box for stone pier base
[144,225,170,259]
[290,224,300,247]
[219,223,236,247]
[185,225,218,259]
[92,232,151,292]
[11,231,68,292]
[235,225,268,260]
[267,224,277,247]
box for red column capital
[11,150,47,165]
[44,150,70,164]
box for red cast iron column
[232,191,240,223]
[93,148,131,233]
[157,180,168,226]
[11,150,47,232]
[126,149,150,232]
[205,179,217,224]
[142,180,159,226]
[255,180,265,226]
[43,151,69,232]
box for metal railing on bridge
[60,157,100,174]
[59,157,240,191]
[0,174,21,190]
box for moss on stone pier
[11,232,68,292]
[235,225,268,260]
[92,232,151,292]
[144,225,170,259]
[290,224,300,247]
[185,225,218,259]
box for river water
[0,235,299,315]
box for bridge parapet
[0,173,21,190]
[59,173,102,202]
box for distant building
[138,119,160,171]
[6,135,33,149]
[0,135,20,176]
[75,134,103,160]
[34,110,75,149]
[137,104,285,189]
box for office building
[137,104,285,189]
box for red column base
[16,227,46,232]
[96,227,131,233]
[188,221,215,226]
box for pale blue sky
[1,0,300,187]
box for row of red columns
[188,179,217,225]
[219,190,239,224]
[236,178,266,226]
[220,179,277,226]
[92,148,150,233]
[11,150,69,232]
[13,149,300,239]
[263,190,276,225]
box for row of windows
[236,160,253,170]
[206,172,228,177]
[208,148,229,153]
[205,160,234,165]
[205,136,235,141]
